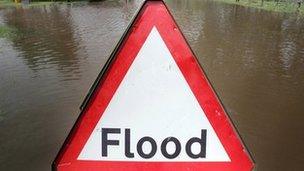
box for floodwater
[0,0,304,170]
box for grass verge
[214,0,304,15]
[0,25,15,39]
[0,0,54,7]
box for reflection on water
[0,1,141,170]
[0,0,304,170]
[168,1,304,170]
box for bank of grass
[0,109,4,122]
[26,1,54,6]
[0,0,92,7]
[214,0,304,15]
[0,25,14,39]
[0,0,56,7]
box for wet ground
[0,0,304,170]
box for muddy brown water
[0,0,304,170]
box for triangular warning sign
[53,1,254,171]
[78,27,230,162]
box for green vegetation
[0,109,4,122]
[27,1,54,6]
[0,25,15,39]
[0,0,90,7]
[0,0,56,7]
[215,0,304,15]
[0,0,16,7]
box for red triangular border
[53,1,254,171]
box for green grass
[0,0,90,7]
[0,109,4,122]
[0,0,21,7]
[28,1,54,6]
[0,25,14,39]
[0,0,15,7]
[214,0,304,15]
[0,0,55,7]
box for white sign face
[78,27,230,162]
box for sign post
[53,1,254,170]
